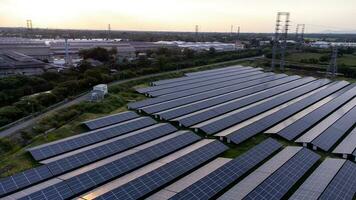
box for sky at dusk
[0,0,355,33]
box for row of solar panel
[147,70,264,97]
[133,66,356,159]
[128,72,276,109]
[82,111,139,130]
[27,117,157,161]
[0,120,180,197]
[4,131,201,199]
[4,128,354,200]
[151,65,246,86]
[142,75,295,116]
[138,67,256,93]
[260,82,356,157]
[171,77,317,126]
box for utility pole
[63,34,70,66]
[195,25,199,42]
[26,20,33,30]
[107,24,111,40]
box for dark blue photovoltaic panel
[312,105,356,151]
[150,76,297,118]
[128,73,275,109]
[18,181,73,200]
[158,76,301,119]
[185,66,246,77]
[148,71,263,97]
[83,111,139,130]
[152,66,248,85]
[129,75,287,110]
[168,138,282,200]
[138,68,259,93]
[47,123,177,175]
[0,165,52,197]
[149,73,275,102]
[199,79,330,135]
[94,140,229,200]
[319,161,356,200]
[177,77,316,127]
[277,83,356,140]
[17,132,201,199]
[142,75,293,114]
[228,81,349,144]
[28,117,156,161]
[244,148,320,200]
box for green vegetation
[0,48,261,128]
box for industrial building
[155,41,244,52]
[0,50,46,77]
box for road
[0,56,261,138]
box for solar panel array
[2,66,356,200]
[131,66,356,159]
[93,140,229,200]
[243,148,320,200]
[137,67,260,94]
[16,132,201,200]
[27,117,156,161]
[0,166,52,197]
[46,123,177,175]
[83,111,139,130]
[168,138,282,200]
[227,81,349,144]
[290,158,347,200]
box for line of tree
[0,47,262,127]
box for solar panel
[28,117,156,161]
[46,123,177,175]
[277,83,356,140]
[227,81,348,144]
[185,66,245,77]
[128,73,275,109]
[148,71,264,97]
[152,66,250,85]
[176,77,316,127]
[318,160,356,200]
[83,111,139,130]
[295,97,356,144]
[17,181,73,200]
[148,73,275,102]
[93,140,228,200]
[147,157,232,200]
[199,79,330,135]
[244,148,320,200]
[218,147,302,200]
[333,127,356,156]
[168,138,282,200]
[312,105,356,151]
[0,165,52,197]
[138,68,261,94]
[141,75,293,114]
[151,76,298,118]
[290,158,346,200]
[16,132,201,199]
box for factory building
[0,50,46,77]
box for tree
[209,47,216,55]
[79,47,110,62]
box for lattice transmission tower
[328,46,338,77]
[271,12,290,71]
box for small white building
[90,84,108,102]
